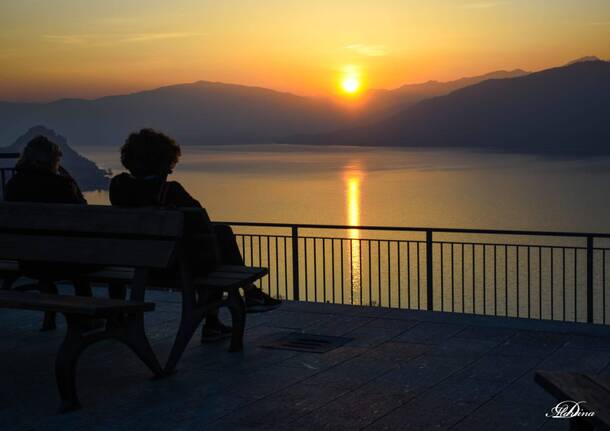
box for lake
[76,145,610,323]
[79,144,610,233]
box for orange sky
[1,0,609,102]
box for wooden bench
[535,370,610,430]
[0,202,268,410]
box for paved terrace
[2,288,610,431]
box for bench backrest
[0,202,185,269]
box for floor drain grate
[262,332,353,353]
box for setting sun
[341,77,361,94]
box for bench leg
[39,280,58,331]
[164,307,206,374]
[55,316,87,413]
[117,314,164,378]
[226,288,246,353]
[56,312,163,413]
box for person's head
[120,128,181,177]
[16,136,62,173]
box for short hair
[16,136,62,171]
[120,129,181,177]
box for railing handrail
[217,221,610,239]
[0,153,19,159]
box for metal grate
[262,332,353,353]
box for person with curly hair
[109,128,281,342]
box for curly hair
[120,129,181,177]
[17,136,62,171]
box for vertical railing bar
[340,239,344,304]
[586,236,594,324]
[440,243,444,311]
[284,236,288,300]
[562,248,566,321]
[504,245,508,317]
[350,239,354,305]
[291,227,299,301]
[266,236,270,291]
[493,244,498,316]
[368,240,372,306]
[483,244,486,316]
[472,244,476,314]
[426,231,434,311]
[303,237,309,301]
[331,239,335,305]
[461,244,465,313]
[451,243,455,313]
[258,235,262,268]
[539,246,542,320]
[387,241,391,308]
[406,241,411,309]
[275,236,279,297]
[313,238,318,303]
[417,242,421,309]
[249,236,253,267]
[398,241,402,309]
[550,247,554,320]
[358,238,364,305]
[574,248,578,322]
[322,238,327,303]
[602,249,606,323]
[377,240,381,307]
[527,246,531,319]
[516,246,520,318]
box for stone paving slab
[1,289,610,431]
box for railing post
[292,226,300,301]
[587,236,594,323]
[426,230,434,310]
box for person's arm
[57,165,87,204]
[167,181,203,208]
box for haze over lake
[81,144,610,233]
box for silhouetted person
[4,136,93,311]
[109,129,281,341]
[5,136,86,204]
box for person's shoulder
[110,172,131,185]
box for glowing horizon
[1,1,610,102]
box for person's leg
[212,224,281,312]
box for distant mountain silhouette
[565,55,602,66]
[360,69,529,123]
[0,70,529,147]
[1,126,110,190]
[287,60,610,156]
[0,82,349,147]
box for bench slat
[0,234,176,268]
[0,202,183,238]
[0,291,154,317]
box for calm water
[78,145,610,323]
[80,144,610,233]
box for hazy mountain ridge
[1,126,110,191]
[0,69,531,147]
[287,60,610,156]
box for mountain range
[0,67,529,147]
[288,60,610,155]
[0,57,608,156]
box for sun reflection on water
[345,167,362,303]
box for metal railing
[0,153,18,199]
[220,221,610,325]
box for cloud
[42,32,204,45]
[345,44,387,57]
[458,1,508,9]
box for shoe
[245,287,282,313]
[201,320,232,343]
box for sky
[1,0,609,102]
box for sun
[341,76,361,94]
